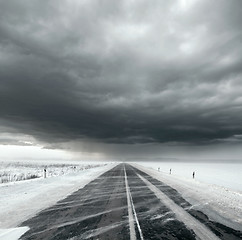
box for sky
[0,0,242,162]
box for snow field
[0,161,106,184]
[135,161,242,192]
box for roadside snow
[133,163,242,231]
[0,163,117,230]
[0,227,29,240]
[134,161,242,192]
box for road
[20,164,242,240]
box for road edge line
[137,173,220,240]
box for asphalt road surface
[20,164,242,240]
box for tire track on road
[138,173,220,240]
[125,165,197,240]
[20,164,129,240]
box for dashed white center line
[124,166,144,240]
[128,181,144,240]
[124,166,136,240]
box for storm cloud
[0,0,242,155]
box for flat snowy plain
[136,161,242,192]
[0,160,241,239]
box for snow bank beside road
[0,227,29,240]
[0,163,116,229]
[133,163,242,231]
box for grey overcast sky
[0,0,242,161]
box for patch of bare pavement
[20,164,242,240]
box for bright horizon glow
[0,145,71,162]
[0,145,107,162]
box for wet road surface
[20,164,242,240]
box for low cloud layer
[0,0,242,156]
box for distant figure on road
[193,171,195,179]
[44,168,47,178]
[158,167,160,172]
[170,168,171,174]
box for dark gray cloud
[0,0,242,154]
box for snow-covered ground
[0,161,105,184]
[135,161,242,192]
[0,162,117,239]
[0,227,29,240]
[133,162,242,231]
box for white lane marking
[128,179,144,240]
[124,166,136,240]
[124,166,144,240]
[138,174,221,240]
